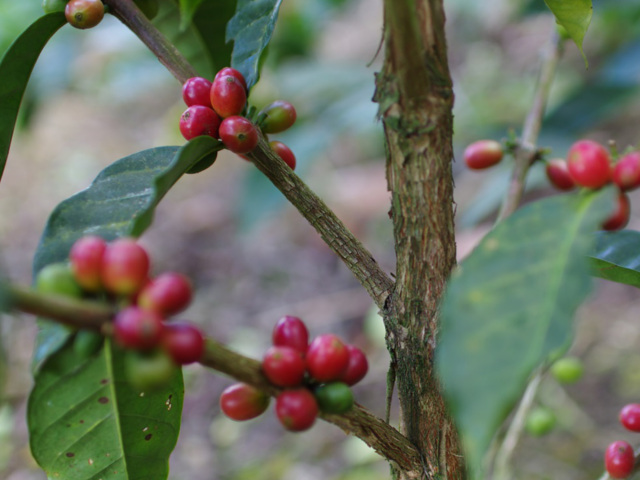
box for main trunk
[375,1,464,478]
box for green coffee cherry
[124,349,178,391]
[36,263,83,298]
[550,357,584,384]
[43,0,69,14]
[525,407,556,437]
[313,382,354,414]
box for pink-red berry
[69,235,107,292]
[210,75,247,118]
[545,159,575,191]
[613,152,640,192]
[65,0,104,29]
[339,344,369,386]
[269,141,296,170]
[137,272,192,316]
[220,383,270,421]
[219,116,259,154]
[182,77,213,107]
[566,139,612,189]
[262,346,307,387]
[101,238,150,296]
[179,105,221,141]
[272,315,309,354]
[260,101,297,134]
[605,440,635,479]
[463,140,504,170]
[620,404,640,432]
[602,193,630,231]
[275,389,318,432]
[306,334,350,382]
[113,306,164,351]
[161,322,204,365]
[214,67,247,91]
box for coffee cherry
[65,0,104,29]
[161,322,204,365]
[182,77,213,107]
[620,404,640,432]
[275,389,318,432]
[613,152,640,192]
[124,349,178,391]
[339,344,369,386]
[179,105,221,141]
[262,346,307,387]
[567,139,612,188]
[210,76,247,118]
[550,356,583,384]
[113,306,164,351]
[605,440,635,479]
[101,238,150,296]
[220,383,270,421]
[525,406,556,437]
[272,315,309,354]
[70,235,107,292]
[306,334,350,382]
[313,382,354,414]
[259,101,297,134]
[219,116,259,154]
[545,159,575,191]
[269,141,296,170]
[43,0,69,14]
[214,67,247,91]
[36,263,83,298]
[602,193,630,231]
[463,140,503,170]
[137,272,192,316]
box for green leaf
[28,339,183,480]
[436,190,614,478]
[0,13,66,183]
[589,230,640,288]
[190,0,237,73]
[31,136,219,370]
[544,0,592,65]
[178,0,205,30]
[226,0,284,90]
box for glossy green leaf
[190,0,236,73]
[0,13,66,183]
[31,136,220,370]
[589,230,640,288]
[226,0,283,90]
[178,0,205,30]
[436,189,614,478]
[544,0,592,64]
[29,339,183,480]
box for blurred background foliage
[0,0,640,479]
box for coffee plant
[1,0,640,479]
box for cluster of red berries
[463,138,636,230]
[220,316,369,432]
[179,68,298,169]
[604,403,640,478]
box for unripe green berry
[313,382,354,414]
[43,0,69,14]
[550,356,584,384]
[36,263,83,298]
[124,349,178,391]
[525,406,556,437]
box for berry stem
[496,27,564,223]
[102,0,198,83]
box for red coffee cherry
[113,306,164,351]
[69,235,107,292]
[65,0,104,29]
[567,139,612,188]
[620,404,640,432]
[275,389,318,432]
[262,346,307,387]
[220,383,270,421]
[214,67,247,91]
[272,315,309,354]
[101,238,150,296]
[259,100,297,134]
[179,105,221,141]
[137,272,192,316]
[182,77,213,107]
[269,141,296,170]
[545,159,575,191]
[605,440,635,479]
[613,151,640,192]
[210,75,247,118]
[602,193,630,231]
[463,140,504,170]
[161,322,204,365]
[306,334,350,382]
[219,116,259,154]
[339,344,369,386]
